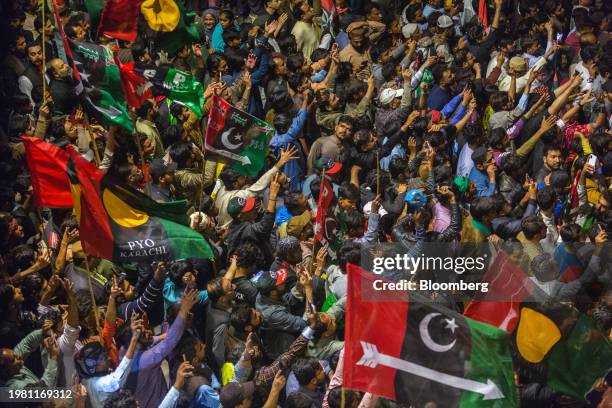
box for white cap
[402,23,418,39]
[437,14,453,29]
[379,88,404,105]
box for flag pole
[41,0,47,103]
[82,254,102,336]
[310,168,325,276]
[376,150,380,196]
[82,110,102,166]
[340,387,345,408]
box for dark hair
[285,192,306,216]
[328,387,361,408]
[0,284,16,313]
[230,303,253,333]
[293,1,308,21]
[285,392,314,408]
[344,209,365,232]
[273,112,292,134]
[338,241,361,271]
[220,9,235,22]
[370,36,392,62]
[131,41,148,62]
[168,260,195,287]
[389,157,408,179]
[337,114,355,128]
[488,127,507,149]
[310,48,329,64]
[207,277,225,303]
[161,125,182,147]
[222,27,241,45]
[339,183,360,205]
[543,144,561,156]
[501,154,523,175]
[219,167,242,190]
[103,389,138,408]
[206,53,227,73]
[233,242,263,268]
[346,80,368,104]
[536,187,557,211]
[8,244,35,273]
[74,342,107,379]
[521,215,546,239]
[490,91,509,111]
[579,45,599,64]
[560,223,582,242]
[292,357,320,385]
[470,197,495,221]
[168,142,192,169]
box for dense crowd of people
[0,0,611,407]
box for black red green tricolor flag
[66,147,214,262]
[464,251,612,400]
[205,95,274,177]
[344,264,518,407]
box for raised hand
[174,361,195,390]
[276,145,299,168]
[179,288,200,315]
[539,114,558,133]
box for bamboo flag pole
[310,168,326,276]
[376,150,381,196]
[82,110,102,166]
[82,254,101,336]
[41,0,47,102]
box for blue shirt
[269,108,308,191]
[469,166,496,197]
[427,85,452,111]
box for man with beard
[307,115,354,173]
[427,63,456,110]
[48,58,78,115]
[18,40,46,108]
[339,21,385,80]
[135,100,165,159]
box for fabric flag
[464,251,535,332]
[70,40,134,131]
[116,58,153,109]
[98,0,141,42]
[66,147,214,262]
[83,0,105,31]
[140,0,199,54]
[205,95,274,177]
[478,0,488,28]
[320,0,336,33]
[513,302,612,400]
[313,173,333,243]
[23,136,73,208]
[133,65,203,117]
[344,264,518,407]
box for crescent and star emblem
[419,312,459,353]
[220,127,243,150]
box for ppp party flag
[67,147,214,262]
[344,264,517,407]
[23,137,73,208]
[205,95,274,177]
[97,0,141,42]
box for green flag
[547,315,612,400]
[71,40,134,132]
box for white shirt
[83,356,133,408]
[456,143,474,178]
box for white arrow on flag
[356,341,505,400]
[204,143,251,166]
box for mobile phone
[555,33,563,43]
[526,174,533,183]
[424,141,433,154]
[588,154,598,167]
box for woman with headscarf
[211,9,239,54]
[201,9,219,48]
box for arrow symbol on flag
[356,341,505,400]
[204,143,252,166]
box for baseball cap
[314,158,343,175]
[379,88,404,105]
[437,14,453,29]
[402,23,418,38]
[149,158,178,181]
[227,196,256,218]
[219,381,256,408]
[256,268,288,294]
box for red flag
[98,0,141,42]
[478,0,488,28]
[23,136,73,208]
[321,0,335,15]
[463,251,534,332]
[116,58,153,109]
[313,172,334,243]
